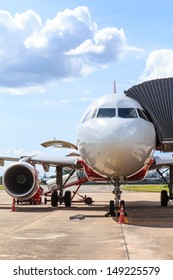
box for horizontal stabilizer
[41,140,78,150]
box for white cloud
[60,97,94,104]
[0,85,45,95]
[65,27,128,69]
[140,49,173,81]
[0,6,138,94]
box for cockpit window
[137,109,149,121]
[82,108,97,123]
[91,108,97,119]
[118,108,137,118]
[97,108,116,118]
[82,111,90,123]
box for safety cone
[11,199,16,212]
[118,205,125,224]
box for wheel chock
[105,212,112,217]
[70,214,85,220]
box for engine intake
[3,162,39,200]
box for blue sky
[0,0,173,174]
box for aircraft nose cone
[78,118,155,178]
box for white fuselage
[77,94,156,179]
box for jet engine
[3,162,39,200]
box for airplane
[1,78,173,216]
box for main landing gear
[49,188,93,207]
[47,166,93,207]
[49,190,72,208]
[108,178,125,217]
[50,166,64,207]
[157,166,173,207]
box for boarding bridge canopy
[125,78,173,152]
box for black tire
[161,190,168,207]
[44,197,47,205]
[51,191,58,207]
[85,197,93,205]
[109,200,115,216]
[64,191,71,207]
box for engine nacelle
[3,162,39,200]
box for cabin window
[97,108,116,118]
[118,108,137,118]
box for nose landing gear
[107,178,126,217]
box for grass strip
[121,184,168,192]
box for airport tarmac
[0,185,173,260]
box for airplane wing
[151,153,173,170]
[0,154,82,169]
[31,154,82,168]
[0,155,21,166]
[154,154,173,166]
[0,139,82,169]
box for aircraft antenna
[113,81,116,94]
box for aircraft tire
[64,191,71,207]
[51,191,58,207]
[161,190,168,207]
[85,197,93,205]
[109,200,115,216]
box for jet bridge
[125,77,173,152]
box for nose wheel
[109,200,115,216]
[109,199,126,217]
